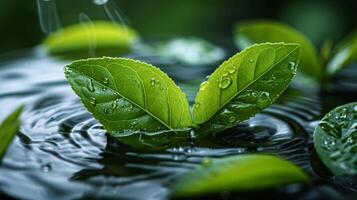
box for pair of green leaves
[65,42,301,137]
[0,106,23,162]
[43,21,139,59]
[314,102,357,176]
[234,20,357,81]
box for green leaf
[313,102,357,176]
[171,154,309,198]
[234,20,321,80]
[326,31,357,76]
[65,57,192,137]
[193,43,300,134]
[43,21,139,59]
[0,105,24,162]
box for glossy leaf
[171,154,309,198]
[65,57,192,137]
[313,102,357,176]
[193,43,300,134]
[327,31,357,76]
[0,105,24,161]
[234,20,321,80]
[43,21,139,59]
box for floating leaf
[43,21,139,59]
[234,20,321,80]
[193,43,300,134]
[326,31,357,76]
[0,105,24,161]
[65,57,192,137]
[171,154,309,198]
[314,102,357,176]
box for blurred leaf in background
[0,0,356,54]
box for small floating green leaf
[0,105,24,161]
[326,31,357,76]
[171,154,309,198]
[65,57,192,137]
[43,21,139,59]
[314,102,357,176]
[193,43,300,134]
[234,20,321,80]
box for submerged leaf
[171,154,309,198]
[0,105,24,161]
[234,20,321,80]
[314,102,357,176]
[193,43,300,134]
[327,31,357,76]
[43,21,139,59]
[65,57,192,137]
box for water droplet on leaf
[248,58,254,63]
[102,77,109,84]
[90,97,96,106]
[256,92,271,109]
[199,81,208,91]
[150,78,156,86]
[218,76,232,89]
[87,79,95,92]
[289,61,296,71]
[92,0,108,5]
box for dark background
[0,0,356,54]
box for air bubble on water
[41,164,52,173]
[257,92,271,109]
[248,58,254,63]
[172,153,187,161]
[102,77,109,85]
[93,0,108,5]
[88,79,95,92]
[199,81,208,91]
[218,76,232,89]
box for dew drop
[228,116,236,124]
[248,58,254,63]
[150,78,156,86]
[194,103,200,108]
[112,99,119,109]
[223,72,228,77]
[102,77,109,84]
[87,79,95,92]
[354,105,357,112]
[90,97,97,106]
[289,61,296,71]
[228,67,236,74]
[256,92,271,109]
[199,81,208,91]
[218,76,232,89]
[131,120,138,126]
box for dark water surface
[0,47,356,200]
